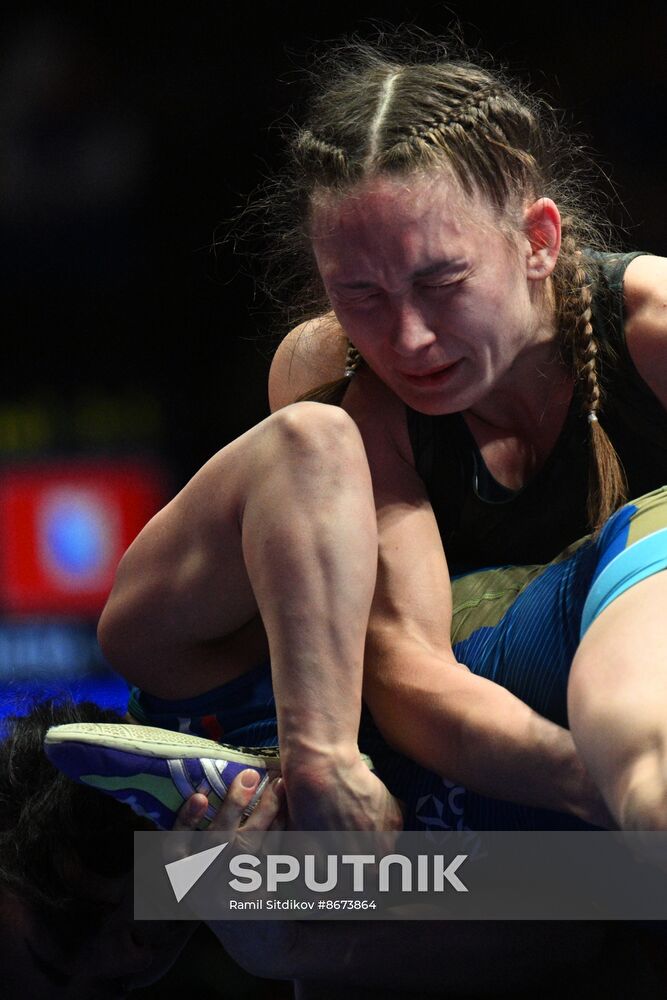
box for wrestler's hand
[173,770,287,834]
[284,756,404,832]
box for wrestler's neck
[470,276,564,418]
[464,314,575,489]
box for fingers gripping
[173,770,285,833]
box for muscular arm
[346,370,603,818]
[271,321,606,821]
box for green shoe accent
[81,773,184,812]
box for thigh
[567,488,667,825]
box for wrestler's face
[0,876,192,998]
[311,172,556,416]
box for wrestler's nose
[389,297,436,356]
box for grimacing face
[0,876,193,999]
[311,172,556,417]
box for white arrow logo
[165,842,229,902]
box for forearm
[364,642,600,820]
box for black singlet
[406,251,667,572]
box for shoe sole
[44,722,283,767]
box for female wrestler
[87,41,667,833]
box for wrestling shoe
[44,722,283,830]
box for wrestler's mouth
[399,360,461,387]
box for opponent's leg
[98,401,401,830]
[568,570,667,830]
[568,488,667,830]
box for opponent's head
[0,699,187,997]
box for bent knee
[268,401,365,461]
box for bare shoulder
[623,254,667,407]
[268,314,348,411]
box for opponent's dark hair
[257,32,626,530]
[0,698,150,927]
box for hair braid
[296,337,364,407]
[558,234,627,530]
[293,129,352,184]
[375,78,545,207]
[344,340,363,377]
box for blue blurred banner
[0,618,129,719]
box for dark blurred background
[1,4,665,997]
[2,1,666,478]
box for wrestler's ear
[523,198,561,280]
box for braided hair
[557,232,628,528]
[270,36,625,530]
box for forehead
[309,173,501,275]
[314,168,464,211]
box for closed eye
[336,291,381,308]
[418,278,463,291]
